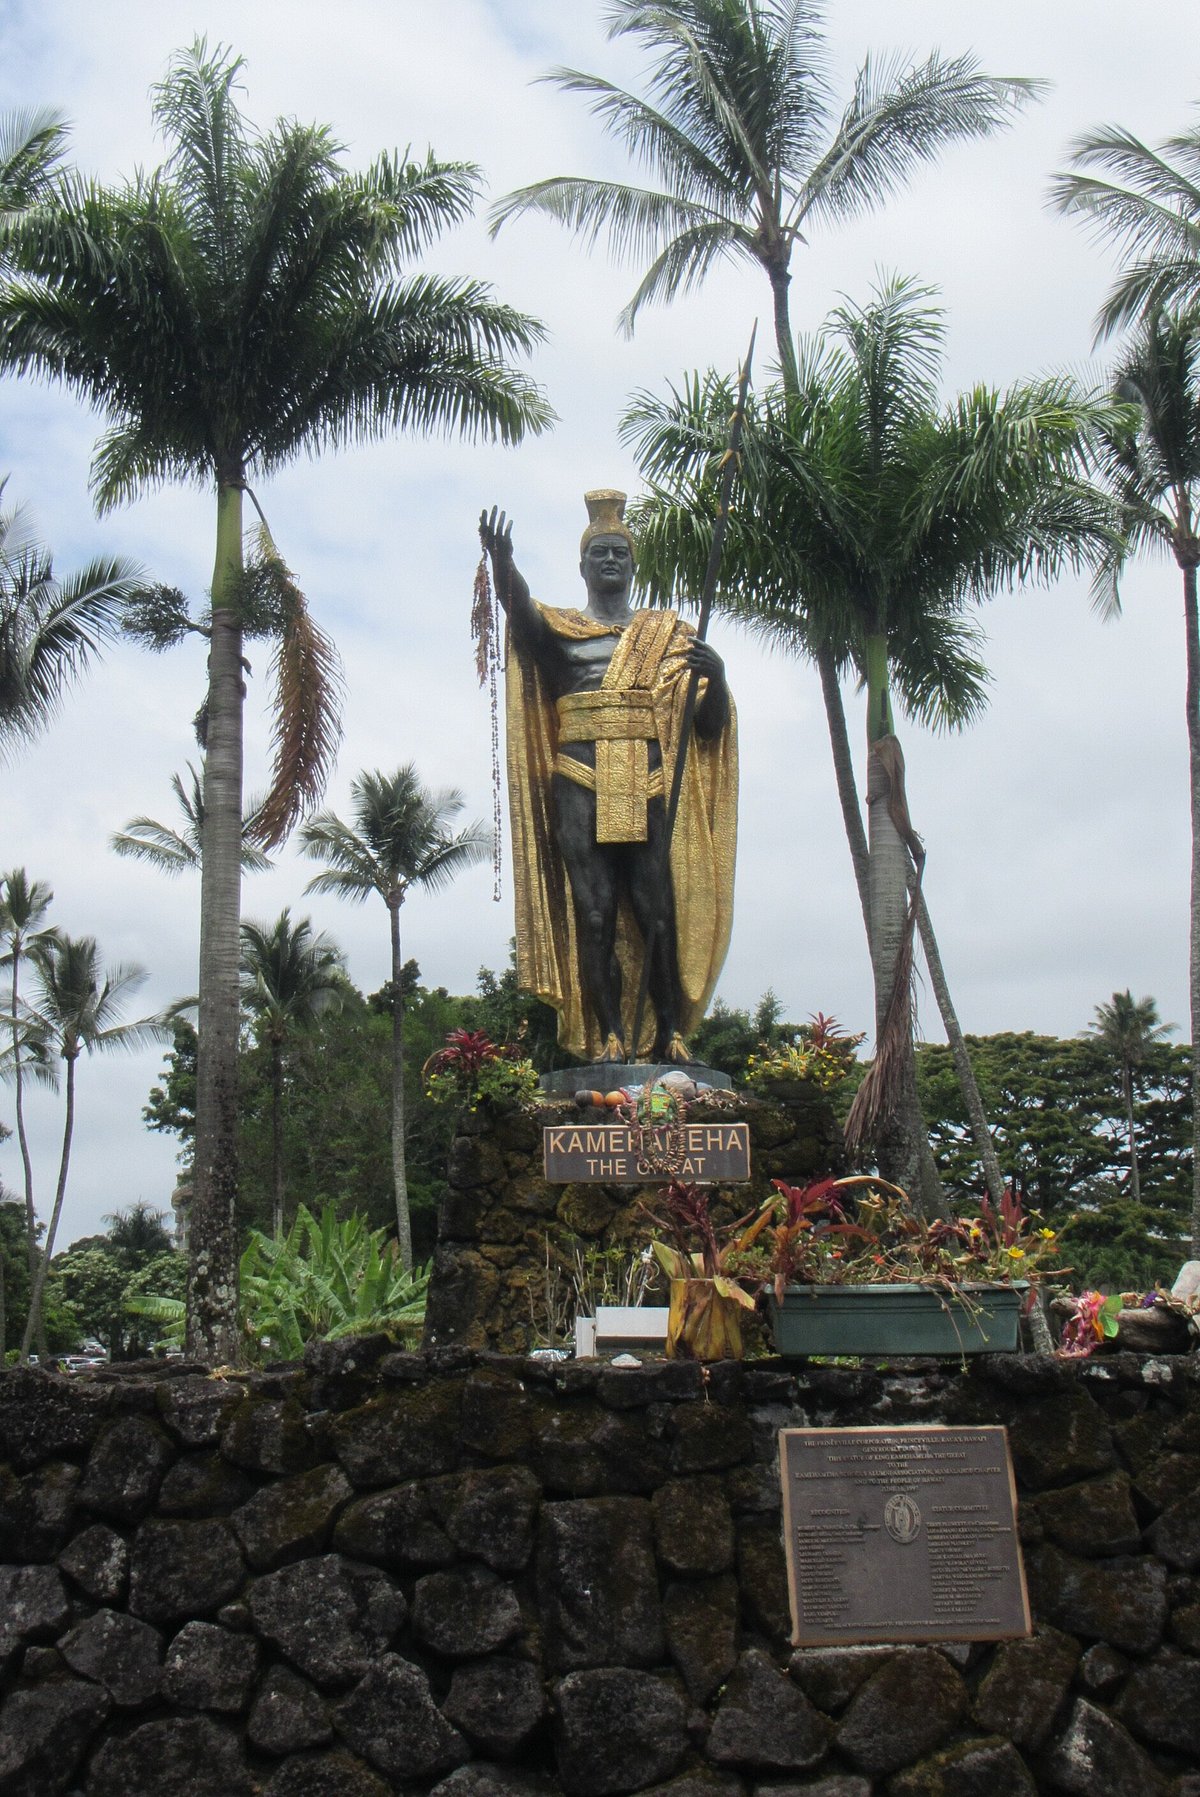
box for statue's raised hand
[479,506,514,568]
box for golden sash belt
[556,689,659,843]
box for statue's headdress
[580,488,635,561]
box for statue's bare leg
[553,775,626,1058]
[625,797,687,1060]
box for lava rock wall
[1,1349,1200,1794]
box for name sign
[543,1120,751,1184]
[780,1425,1030,1647]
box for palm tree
[0,42,550,1362]
[1086,991,1175,1204]
[0,480,142,755]
[493,0,1038,375]
[626,279,1118,1196]
[301,767,489,1268]
[111,763,273,874]
[0,869,59,1355]
[240,910,346,1238]
[103,1199,174,1266]
[18,935,161,1360]
[1084,306,1200,1251]
[1051,117,1200,339]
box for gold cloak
[506,602,737,1060]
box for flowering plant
[423,1029,538,1111]
[744,1011,865,1093]
[758,1179,1064,1307]
[1055,1286,1200,1358]
[639,1180,775,1314]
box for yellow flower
[1007,1246,1026,1260]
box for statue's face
[580,533,634,599]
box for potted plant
[423,1028,539,1112]
[641,1180,774,1361]
[761,1179,1060,1358]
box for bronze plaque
[543,1120,751,1184]
[780,1425,1030,1647]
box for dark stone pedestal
[539,1061,732,1094]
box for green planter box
[769,1282,1026,1358]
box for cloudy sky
[1,0,1195,1248]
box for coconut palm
[0,868,58,1355]
[492,0,1039,376]
[111,763,273,875]
[626,279,1118,1196]
[301,768,489,1268]
[0,42,550,1361]
[0,479,142,755]
[1085,991,1175,1204]
[1084,306,1200,1250]
[18,934,161,1360]
[240,909,346,1238]
[1051,117,1200,340]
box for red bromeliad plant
[423,1029,518,1080]
[767,1176,902,1301]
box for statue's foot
[598,1032,627,1065]
[659,1032,691,1064]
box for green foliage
[0,1196,31,1353]
[917,1029,1192,1290]
[50,1205,183,1356]
[128,1205,429,1363]
[688,990,802,1083]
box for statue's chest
[557,632,619,690]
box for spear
[629,322,756,1060]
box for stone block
[887,1735,1036,1796]
[553,1668,687,1797]
[1026,1545,1167,1655]
[156,1447,258,1515]
[231,1462,352,1570]
[1113,1649,1200,1756]
[77,1413,174,1522]
[1007,1390,1115,1490]
[537,1496,663,1672]
[787,1645,896,1713]
[0,1366,111,1469]
[653,1475,734,1575]
[220,1396,318,1475]
[333,1653,469,1783]
[262,1752,392,1796]
[330,1381,464,1486]
[58,1607,163,1707]
[1146,1490,1200,1569]
[127,1517,246,1622]
[332,1480,456,1570]
[1130,1450,1200,1514]
[670,1403,753,1473]
[429,1766,561,1797]
[1043,1697,1171,1797]
[971,1625,1078,1750]
[162,1618,260,1710]
[533,1403,670,1496]
[0,1680,110,1796]
[1029,1469,1140,1556]
[0,1563,70,1673]
[248,1664,332,1755]
[412,1566,523,1656]
[86,1715,255,1797]
[247,1553,405,1688]
[835,1647,968,1777]
[0,1460,79,1560]
[156,1374,243,1446]
[735,1518,791,1647]
[438,1463,542,1571]
[663,1574,739,1703]
[1076,1641,1129,1697]
[707,1647,828,1772]
[56,1522,127,1607]
[442,1656,547,1756]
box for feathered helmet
[580,488,636,561]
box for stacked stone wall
[2,1348,1200,1794]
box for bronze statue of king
[480,490,737,1065]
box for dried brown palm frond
[246,530,343,850]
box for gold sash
[556,687,659,840]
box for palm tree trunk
[389,899,412,1271]
[1183,556,1200,1255]
[9,944,47,1361]
[911,880,1007,1209]
[1120,1060,1142,1204]
[20,1050,74,1361]
[271,1036,285,1238]
[188,478,246,1363]
[817,645,870,932]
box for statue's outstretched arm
[479,507,549,659]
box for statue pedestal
[538,1061,732,1094]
